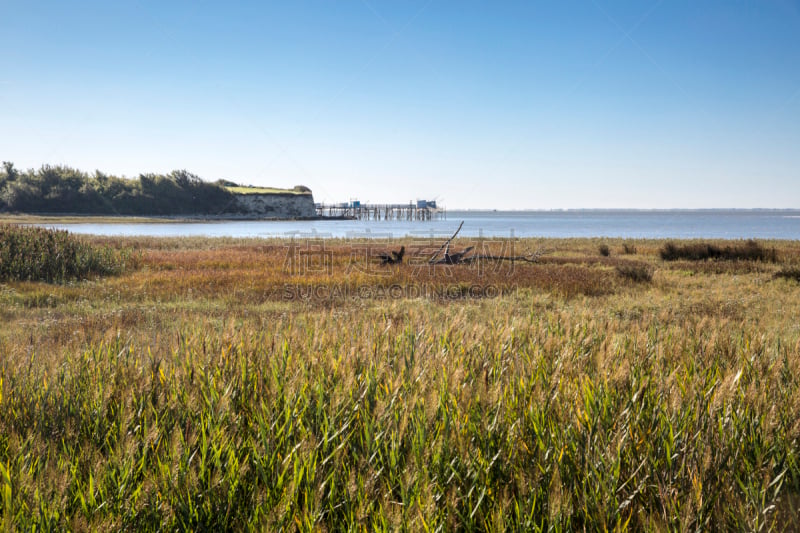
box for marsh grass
[0,225,134,283]
[660,239,777,262]
[775,266,800,283]
[1,237,799,530]
[616,263,653,282]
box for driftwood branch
[429,221,464,264]
[378,246,405,265]
[379,221,549,266]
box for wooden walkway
[315,203,445,221]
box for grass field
[224,186,311,195]
[1,231,800,530]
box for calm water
[41,210,800,240]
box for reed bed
[0,225,133,283]
[1,236,799,530]
[660,240,778,263]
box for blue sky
[2,1,799,208]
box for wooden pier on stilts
[315,202,446,221]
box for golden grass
[1,237,799,530]
[224,186,310,195]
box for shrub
[0,224,133,282]
[598,244,610,257]
[616,263,653,282]
[0,163,237,215]
[660,240,776,262]
[774,267,800,282]
[622,242,637,255]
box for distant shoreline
[0,213,352,224]
[448,208,800,213]
[4,209,799,226]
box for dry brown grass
[1,237,800,530]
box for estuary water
[41,210,800,240]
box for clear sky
[2,1,799,209]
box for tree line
[0,162,240,215]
